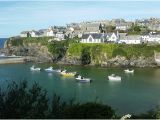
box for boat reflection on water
[47,72,53,79]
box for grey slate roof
[82,33,105,39]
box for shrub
[81,47,91,65]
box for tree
[0,80,116,119]
[63,102,116,119]
[133,26,141,32]
[0,81,49,119]
[105,25,116,32]
[81,47,91,65]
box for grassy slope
[9,37,51,46]
[8,37,160,61]
[67,43,160,59]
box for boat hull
[76,78,91,83]
[61,73,75,77]
[30,66,41,71]
[108,76,121,81]
[30,68,41,71]
[124,70,134,73]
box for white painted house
[47,29,55,37]
[115,23,132,31]
[54,32,65,41]
[46,27,56,37]
[20,31,30,37]
[119,39,141,44]
[30,30,40,37]
[81,33,105,43]
[107,32,119,43]
[119,35,141,44]
[141,34,160,43]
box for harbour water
[1,63,160,115]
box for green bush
[67,43,160,61]
[1,80,160,119]
[81,47,91,65]
[63,102,116,119]
[0,80,116,119]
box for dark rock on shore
[59,55,157,68]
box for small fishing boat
[124,69,134,73]
[45,66,54,72]
[75,75,91,83]
[60,70,76,77]
[108,74,121,81]
[55,69,62,73]
[30,66,41,71]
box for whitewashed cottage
[141,32,160,43]
[30,30,40,37]
[20,31,30,37]
[106,32,119,43]
[81,33,106,43]
[46,27,56,37]
[54,32,65,41]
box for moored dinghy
[108,74,121,81]
[75,75,91,83]
[45,66,54,72]
[30,65,41,71]
[60,70,76,77]
[55,69,62,73]
[124,69,134,73]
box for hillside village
[20,18,160,44]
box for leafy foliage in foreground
[0,81,116,119]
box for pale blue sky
[1,1,160,37]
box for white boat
[124,69,134,73]
[45,66,54,72]
[55,69,63,73]
[108,74,121,81]
[75,75,91,83]
[30,66,41,71]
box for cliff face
[4,38,160,67]
[60,43,159,67]
[4,40,53,63]
[61,53,156,67]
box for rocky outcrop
[59,56,81,65]
[60,55,157,68]
[4,41,53,63]
[3,39,159,67]
[106,56,156,67]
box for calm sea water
[0,63,160,115]
[0,38,7,48]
